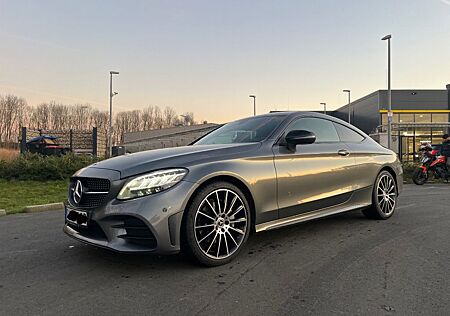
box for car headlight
[117,168,188,200]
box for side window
[286,118,339,143]
[334,123,365,143]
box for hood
[89,143,260,178]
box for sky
[0,0,449,123]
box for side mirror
[284,130,316,150]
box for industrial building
[332,85,450,161]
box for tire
[182,181,251,266]
[412,168,428,185]
[362,170,398,220]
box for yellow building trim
[379,109,450,113]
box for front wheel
[362,171,398,220]
[412,168,428,185]
[182,181,251,266]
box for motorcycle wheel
[412,168,428,185]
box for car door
[273,117,356,218]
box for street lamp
[320,102,327,115]
[249,95,256,116]
[343,90,351,123]
[382,34,392,150]
[109,71,119,158]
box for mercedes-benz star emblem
[73,180,83,204]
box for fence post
[20,127,27,154]
[69,129,73,152]
[92,127,97,157]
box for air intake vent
[114,217,157,249]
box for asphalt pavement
[1,184,450,315]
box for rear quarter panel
[346,139,402,191]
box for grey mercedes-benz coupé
[64,112,403,266]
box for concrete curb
[0,209,6,216]
[23,202,64,213]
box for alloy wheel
[376,174,396,215]
[194,189,248,260]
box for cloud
[0,84,106,107]
[0,30,83,53]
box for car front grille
[69,177,111,208]
[85,178,110,191]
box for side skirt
[255,186,373,232]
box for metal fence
[19,127,107,157]
[0,142,19,150]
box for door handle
[338,149,350,156]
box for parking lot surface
[1,184,450,315]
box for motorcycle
[412,143,449,185]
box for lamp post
[320,102,327,115]
[249,95,256,116]
[382,34,392,150]
[109,71,119,158]
[343,90,351,123]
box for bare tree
[91,109,109,131]
[0,95,27,142]
[154,106,164,129]
[163,106,177,127]
[29,102,50,130]
[141,106,155,130]
[70,104,92,130]
[181,112,195,126]
[49,102,70,130]
[0,93,197,147]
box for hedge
[401,162,420,184]
[0,153,99,180]
[0,153,423,183]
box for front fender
[184,157,279,225]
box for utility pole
[109,71,119,158]
[320,102,327,115]
[249,95,256,116]
[382,34,392,149]
[343,90,351,123]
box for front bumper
[64,180,199,254]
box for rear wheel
[362,171,397,220]
[412,168,428,185]
[182,181,251,266]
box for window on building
[333,123,365,143]
[432,128,448,144]
[393,114,399,123]
[414,128,432,137]
[398,113,414,123]
[381,113,399,125]
[415,113,432,123]
[432,113,449,123]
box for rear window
[333,123,365,143]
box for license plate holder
[66,207,89,227]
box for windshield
[194,115,286,145]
